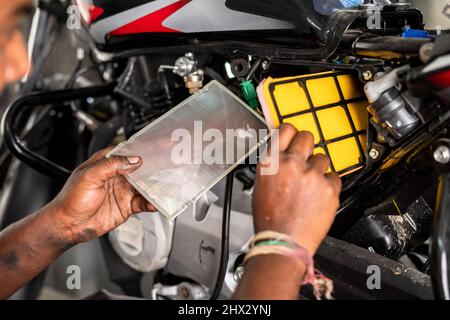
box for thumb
[84,156,142,183]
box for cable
[245,58,262,82]
[204,67,225,84]
[20,12,60,95]
[65,61,110,89]
[210,171,234,300]
[64,58,83,90]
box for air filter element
[258,71,369,176]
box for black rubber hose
[354,36,431,55]
[204,67,225,84]
[210,171,234,300]
[432,173,450,300]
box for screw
[377,132,387,143]
[434,145,450,164]
[180,286,191,299]
[369,148,380,160]
[420,43,434,64]
[233,266,245,282]
[362,70,373,81]
[261,61,269,71]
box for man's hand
[233,124,341,300]
[253,124,342,255]
[49,148,156,245]
[0,147,156,299]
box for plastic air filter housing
[258,71,369,176]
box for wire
[204,67,225,84]
[210,171,234,300]
[64,58,83,89]
[246,58,262,82]
[65,61,110,89]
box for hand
[253,124,342,255]
[48,148,156,246]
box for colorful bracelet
[244,230,333,300]
[254,239,293,247]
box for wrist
[294,236,320,256]
[245,231,311,280]
[247,254,307,296]
[244,231,333,300]
[234,253,306,300]
[38,203,77,249]
[254,227,319,256]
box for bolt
[377,132,387,143]
[362,70,373,81]
[180,286,191,299]
[434,145,450,164]
[420,43,434,64]
[369,148,380,160]
[261,61,269,71]
[233,266,245,282]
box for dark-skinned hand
[253,124,342,255]
[48,148,156,245]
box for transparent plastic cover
[108,81,269,219]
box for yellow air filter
[257,71,369,176]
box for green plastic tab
[240,80,259,109]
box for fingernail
[127,156,141,164]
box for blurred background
[411,0,450,29]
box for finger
[325,172,342,194]
[307,154,331,174]
[146,202,157,212]
[78,146,115,170]
[134,195,157,212]
[131,188,158,212]
[286,131,314,161]
[84,156,142,184]
[131,195,157,213]
[131,196,145,214]
[278,123,299,152]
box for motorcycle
[1,0,449,300]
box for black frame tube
[2,83,115,180]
